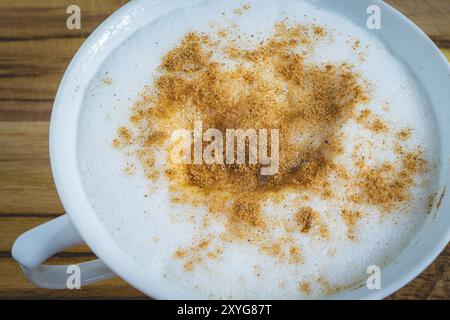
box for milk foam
[77,0,440,299]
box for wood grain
[387,0,450,47]
[0,216,89,252]
[0,122,63,214]
[0,0,449,300]
[0,257,146,299]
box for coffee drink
[77,0,440,298]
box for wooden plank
[0,100,52,122]
[0,0,128,41]
[0,37,85,102]
[0,216,91,253]
[0,257,146,299]
[0,122,63,215]
[388,244,450,300]
[0,0,126,104]
[387,0,450,47]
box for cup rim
[49,0,450,299]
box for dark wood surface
[0,0,448,299]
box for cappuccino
[77,0,440,299]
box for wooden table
[0,0,449,300]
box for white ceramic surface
[12,0,450,299]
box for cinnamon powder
[114,20,429,269]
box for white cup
[12,0,450,299]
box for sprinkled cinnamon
[341,209,363,240]
[298,281,312,294]
[350,150,427,212]
[114,19,430,267]
[295,207,330,240]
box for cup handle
[12,214,115,289]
